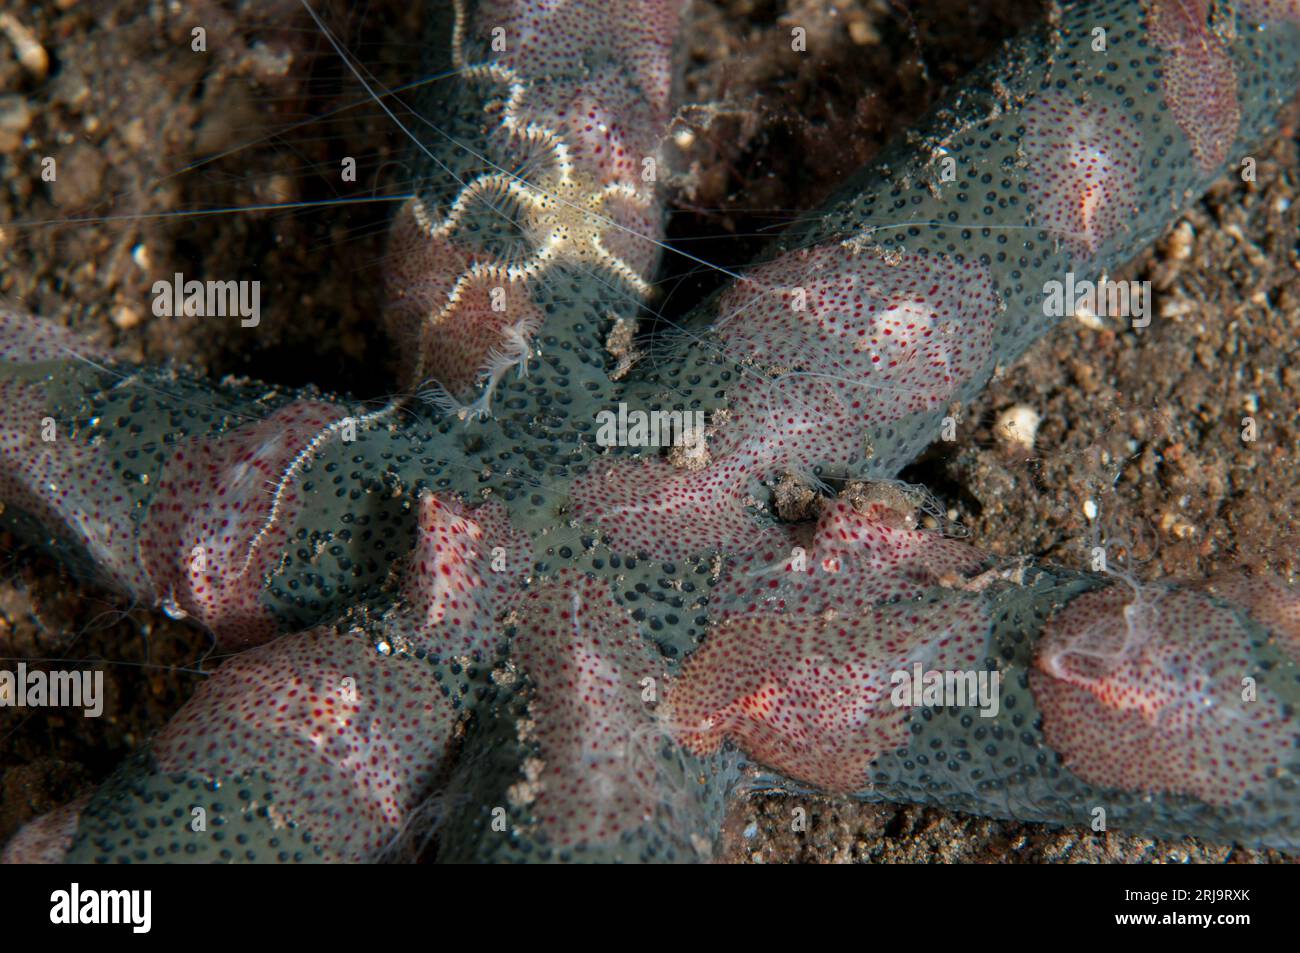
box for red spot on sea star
[0,794,90,864]
[711,497,986,617]
[1199,571,1300,662]
[570,448,768,561]
[1147,0,1241,173]
[1021,88,1142,257]
[715,244,996,471]
[153,627,456,862]
[140,400,346,647]
[1031,585,1292,805]
[513,570,664,847]
[397,492,532,656]
[666,596,989,792]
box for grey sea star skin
[1,0,1299,863]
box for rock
[995,404,1041,452]
[0,94,32,153]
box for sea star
[1,0,1299,863]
